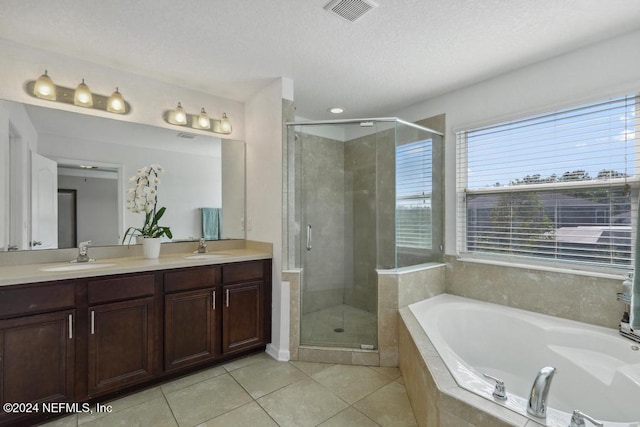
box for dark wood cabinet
[220,260,271,355]
[165,288,218,370]
[163,267,219,371]
[0,258,271,426]
[87,297,155,397]
[222,281,263,354]
[0,309,75,425]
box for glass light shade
[172,102,187,125]
[220,113,232,133]
[107,87,126,113]
[74,79,93,107]
[196,108,211,129]
[34,70,56,100]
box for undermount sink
[40,263,116,272]
[184,253,230,260]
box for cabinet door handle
[212,290,216,310]
[225,289,229,307]
[90,310,95,335]
[68,314,73,339]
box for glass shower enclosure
[286,118,443,350]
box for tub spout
[526,366,556,418]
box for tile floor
[301,304,377,349]
[40,352,417,427]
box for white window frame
[456,95,639,273]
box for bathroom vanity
[0,250,271,426]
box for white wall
[0,38,245,141]
[395,29,640,256]
[246,77,293,360]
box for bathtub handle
[569,410,603,427]
[482,373,507,401]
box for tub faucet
[569,410,603,427]
[76,240,92,263]
[527,366,556,418]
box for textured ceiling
[2,0,640,120]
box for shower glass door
[292,121,380,349]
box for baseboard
[266,343,290,361]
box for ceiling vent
[324,0,378,23]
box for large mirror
[0,100,245,252]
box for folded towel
[202,207,221,240]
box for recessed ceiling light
[329,107,344,114]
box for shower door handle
[306,225,312,251]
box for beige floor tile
[354,381,418,427]
[229,359,307,398]
[160,365,226,394]
[196,401,278,427]
[39,414,78,427]
[78,386,163,424]
[370,366,401,380]
[318,407,381,426]
[164,373,252,427]
[312,364,391,404]
[289,360,335,376]
[257,378,348,427]
[222,352,272,372]
[80,396,177,427]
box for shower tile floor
[301,304,377,348]
[40,352,417,426]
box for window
[396,139,432,249]
[456,95,638,269]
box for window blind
[456,95,638,268]
[396,139,433,249]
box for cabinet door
[165,288,217,371]
[88,298,154,397]
[0,310,74,423]
[222,282,263,354]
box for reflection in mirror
[0,100,245,252]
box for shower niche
[286,118,443,351]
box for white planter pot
[142,237,161,259]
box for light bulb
[33,70,56,100]
[174,102,187,125]
[197,108,210,129]
[107,87,126,113]
[74,79,93,107]
[220,113,232,134]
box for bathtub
[408,294,640,427]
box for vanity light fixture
[163,104,233,134]
[73,79,93,107]
[194,108,211,130]
[167,102,188,125]
[26,70,131,114]
[107,87,126,113]
[33,70,56,100]
[220,113,232,134]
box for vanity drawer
[88,274,155,305]
[0,281,75,318]
[222,261,264,283]
[164,267,218,293]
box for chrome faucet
[527,366,556,418]
[569,410,603,427]
[196,238,207,253]
[76,240,92,263]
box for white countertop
[0,248,271,287]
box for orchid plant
[122,164,172,244]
